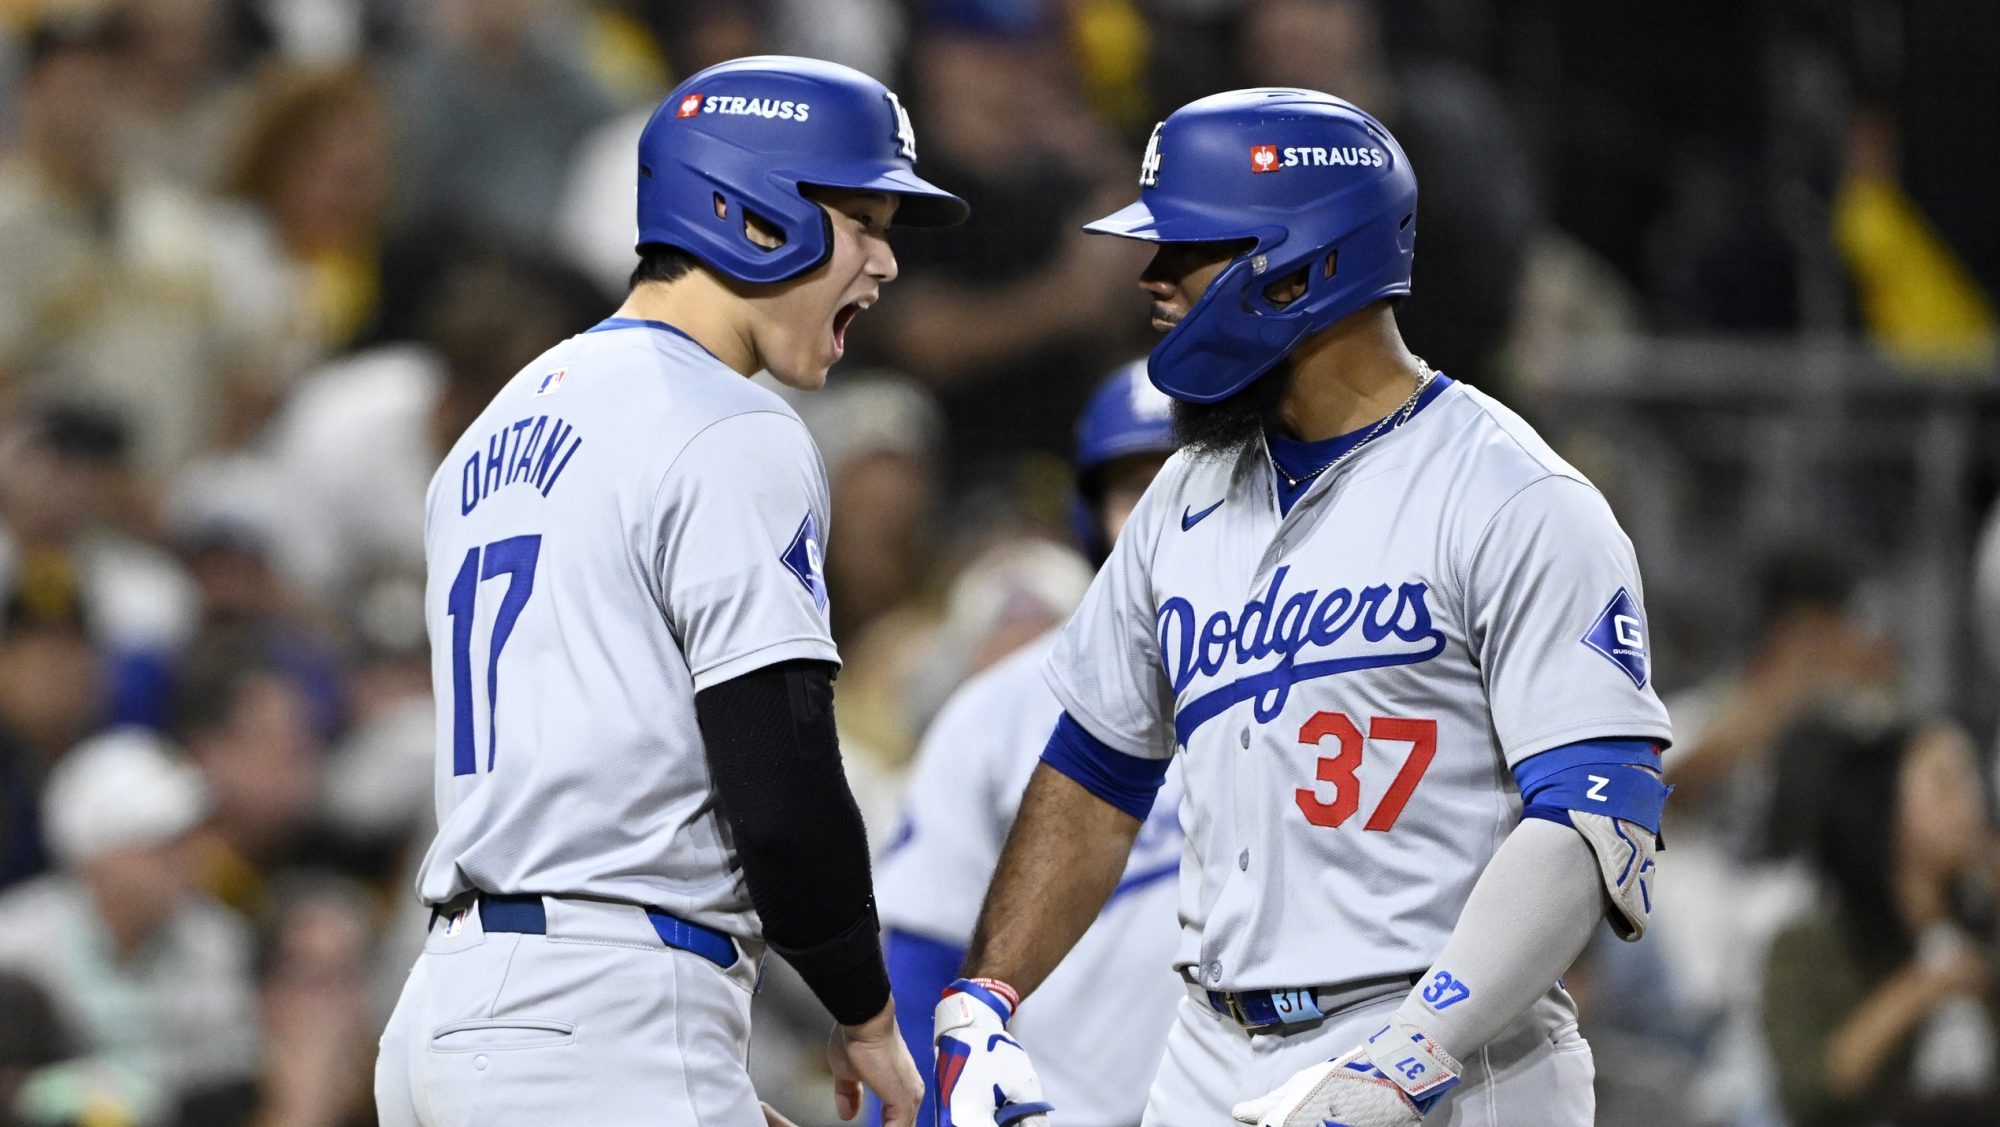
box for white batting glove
[932,978,1052,1127]
[1231,1019,1461,1127]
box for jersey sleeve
[655,410,838,691]
[1043,475,1176,760]
[1464,475,1674,765]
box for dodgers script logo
[1159,566,1446,745]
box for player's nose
[866,235,898,284]
[1138,272,1177,305]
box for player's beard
[1171,360,1294,457]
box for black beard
[1170,360,1294,456]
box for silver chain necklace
[1270,360,1437,489]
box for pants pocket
[1546,1017,1588,1051]
[429,1018,576,1053]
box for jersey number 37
[445,534,543,776]
[1294,712,1437,831]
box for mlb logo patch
[534,368,568,396]
[781,512,829,612]
[1251,145,1280,173]
[1582,588,1649,689]
[677,93,704,118]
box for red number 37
[1294,712,1437,831]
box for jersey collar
[586,317,724,364]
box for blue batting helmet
[635,56,969,284]
[1075,359,1177,483]
[1083,89,1417,403]
[1071,360,1178,559]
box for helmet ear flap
[690,175,833,283]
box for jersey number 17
[445,534,543,775]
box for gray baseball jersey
[879,630,1187,1127]
[1046,380,1672,993]
[413,317,836,938]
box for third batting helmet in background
[1084,89,1418,404]
[1072,359,1179,560]
[635,55,969,284]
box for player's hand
[828,1001,924,1126]
[1232,1023,1460,1127]
[932,978,1052,1127]
[1232,1048,1425,1127]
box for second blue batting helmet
[636,56,969,284]
[1083,89,1417,404]
[1074,359,1178,485]
[1072,360,1179,559]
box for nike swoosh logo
[1181,499,1224,531]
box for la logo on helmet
[1139,122,1164,186]
[885,90,918,161]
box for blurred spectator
[117,0,254,192]
[1238,0,1542,393]
[1832,110,1998,371]
[101,505,346,744]
[1631,543,1902,1124]
[767,0,901,78]
[1763,720,2000,1127]
[0,970,80,1127]
[172,647,326,923]
[860,10,1148,468]
[0,405,199,653]
[0,11,276,471]
[793,374,948,644]
[1138,0,1247,122]
[643,0,769,79]
[256,247,605,614]
[0,567,104,891]
[0,727,257,1126]
[1666,543,1899,838]
[221,64,395,388]
[390,0,616,250]
[179,877,383,1127]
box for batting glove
[932,978,1052,1127]
[1231,1018,1460,1127]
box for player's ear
[744,210,787,251]
[714,192,788,252]
[1263,268,1309,307]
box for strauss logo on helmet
[1251,144,1279,173]
[677,93,704,118]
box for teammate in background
[374,58,967,1127]
[930,91,1673,1127]
[876,361,1186,1127]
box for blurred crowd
[0,1,1996,1126]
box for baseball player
[876,361,1187,1127]
[929,91,1673,1127]
[374,57,967,1127]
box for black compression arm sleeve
[694,659,889,1025]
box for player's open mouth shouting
[832,293,874,360]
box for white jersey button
[1207,962,1223,983]
[1237,849,1250,871]
[1238,726,1250,748]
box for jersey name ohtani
[458,414,585,515]
[1159,566,1445,744]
